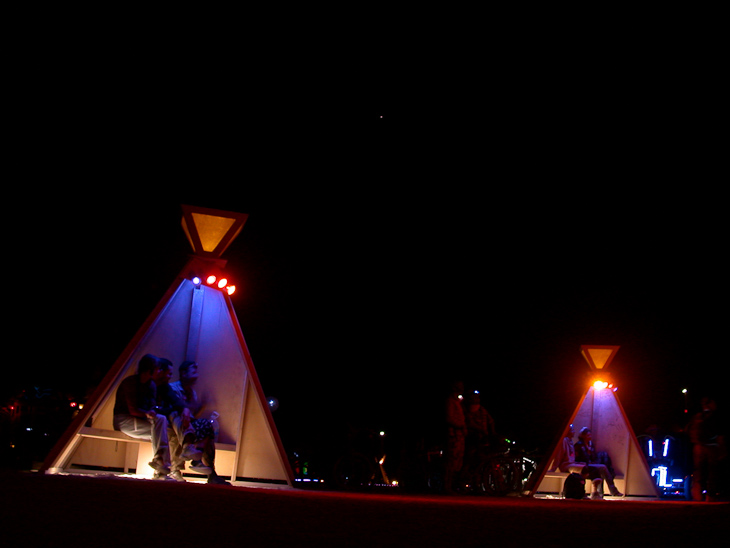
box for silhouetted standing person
[688,397,725,502]
[444,381,465,494]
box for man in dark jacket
[113,354,172,479]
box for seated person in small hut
[112,354,172,480]
[161,359,229,485]
[153,358,202,481]
[574,427,622,497]
[555,425,622,498]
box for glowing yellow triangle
[181,205,248,257]
[191,212,236,252]
[580,345,620,370]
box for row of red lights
[192,275,236,295]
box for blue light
[192,276,201,285]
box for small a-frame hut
[41,205,294,486]
[530,346,659,498]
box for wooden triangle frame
[42,210,293,486]
[580,345,620,370]
[181,204,249,258]
[528,385,659,498]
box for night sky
[5,33,726,461]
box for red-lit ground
[2,471,726,547]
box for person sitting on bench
[112,354,172,480]
[555,425,622,498]
[575,427,622,497]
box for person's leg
[199,437,230,485]
[115,414,171,476]
[592,463,622,496]
[114,414,152,441]
[168,412,196,475]
[149,414,171,472]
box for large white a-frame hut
[531,346,659,498]
[41,205,294,486]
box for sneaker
[590,492,603,500]
[207,474,231,486]
[148,457,171,475]
[169,470,186,482]
[152,471,176,481]
[182,444,203,461]
[190,460,213,475]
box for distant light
[663,439,669,458]
[682,388,688,394]
[379,456,386,465]
[593,381,609,390]
[379,431,385,437]
[458,394,463,401]
[217,278,228,289]
[192,276,201,285]
[648,439,654,457]
[226,285,236,295]
[70,402,77,408]
[206,275,217,285]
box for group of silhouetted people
[443,381,497,494]
[113,354,229,484]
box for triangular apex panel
[581,345,620,370]
[181,205,249,257]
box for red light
[226,285,236,295]
[217,278,228,289]
[206,275,217,285]
[70,402,77,408]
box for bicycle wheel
[479,457,518,496]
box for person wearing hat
[575,427,623,498]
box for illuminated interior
[533,345,659,498]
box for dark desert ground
[3,471,727,548]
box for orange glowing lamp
[581,345,620,390]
